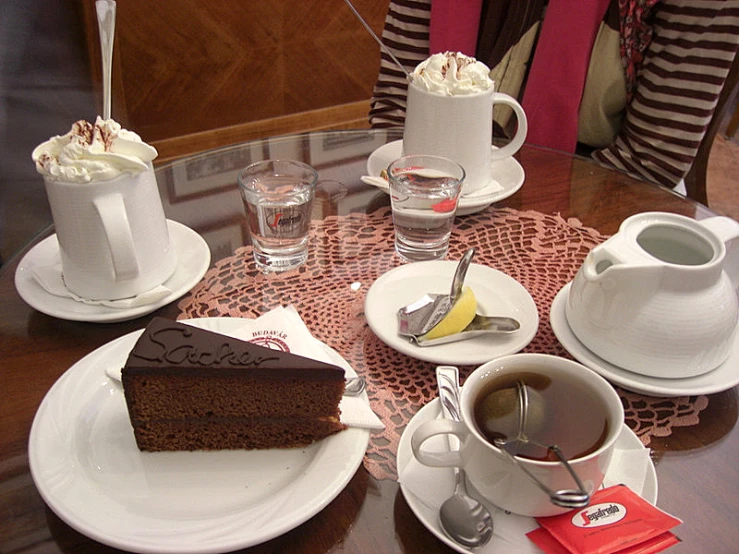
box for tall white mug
[44,165,177,300]
[403,80,528,194]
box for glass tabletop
[1,128,735,554]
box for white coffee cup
[402,80,528,194]
[411,354,623,517]
[43,165,177,300]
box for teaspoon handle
[449,248,475,303]
[436,366,462,448]
[437,368,473,493]
[95,0,116,120]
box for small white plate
[14,220,210,323]
[366,140,525,216]
[550,283,739,396]
[398,398,658,554]
[28,317,370,554]
[364,261,538,365]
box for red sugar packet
[527,485,682,554]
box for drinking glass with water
[238,160,318,272]
[387,155,465,262]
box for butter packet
[527,485,682,554]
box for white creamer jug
[566,212,739,378]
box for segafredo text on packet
[528,485,682,553]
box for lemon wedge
[421,286,477,340]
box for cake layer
[130,416,346,451]
[124,374,344,420]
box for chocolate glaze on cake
[125,316,342,379]
[122,317,346,451]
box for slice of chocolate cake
[121,317,346,451]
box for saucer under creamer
[566,212,739,379]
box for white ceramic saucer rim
[365,140,525,215]
[397,398,658,554]
[550,282,739,396]
[14,220,210,323]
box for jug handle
[93,193,140,281]
[580,241,626,282]
[580,238,665,284]
[699,216,739,290]
[489,93,528,161]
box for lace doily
[178,207,709,481]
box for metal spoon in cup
[95,0,116,120]
[436,366,494,548]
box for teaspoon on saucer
[436,366,494,547]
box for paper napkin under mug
[32,262,171,309]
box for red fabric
[619,0,661,101]
[429,0,484,55]
[522,0,611,152]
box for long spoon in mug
[342,0,412,81]
[95,0,117,120]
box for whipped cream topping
[32,117,158,182]
[411,52,494,96]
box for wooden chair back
[683,52,739,205]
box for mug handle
[93,193,140,281]
[410,418,466,468]
[490,92,528,161]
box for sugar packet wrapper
[528,485,682,554]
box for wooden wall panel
[80,0,390,158]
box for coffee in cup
[411,354,623,517]
[473,371,610,463]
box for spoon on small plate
[436,366,494,548]
[398,249,520,345]
[106,365,366,397]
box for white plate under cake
[28,317,370,553]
